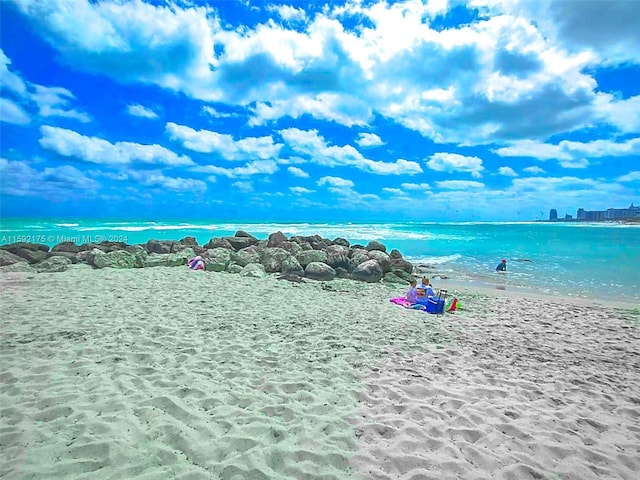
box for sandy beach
[1,265,639,479]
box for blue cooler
[426,297,445,314]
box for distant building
[576,203,639,221]
[549,209,558,221]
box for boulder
[390,258,414,275]
[239,263,267,278]
[332,237,350,247]
[389,249,403,260]
[279,241,303,257]
[351,259,383,283]
[267,231,287,248]
[305,262,336,281]
[227,264,243,274]
[35,255,72,273]
[296,249,327,268]
[94,250,138,269]
[205,238,234,250]
[383,272,410,284]
[146,239,176,254]
[231,246,261,267]
[80,248,106,266]
[96,241,128,252]
[14,248,48,264]
[348,249,371,271]
[51,242,82,254]
[234,230,258,241]
[260,247,291,273]
[365,240,386,253]
[125,245,149,268]
[47,251,79,264]
[335,267,350,279]
[225,236,256,251]
[280,256,304,276]
[324,245,350,270]
[143,248,195,268]
[203,247,231,272]
[0,249,29,266]
[180,236,199,247]
[367,250,392,273]
[311,238,332,250]
[1,242,49,254]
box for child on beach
[188,255,205,270]
[496,259,507,272]
[406,279,418,304]
[418,276,436,298]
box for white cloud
[382,187,405,195]
[0,97,30,125]
[290,186,313,195]
[523,166,545,174]
[287,166,309,178]
[594,93,640,134]
[495,138,640,162]
[127,104,158,119]
[192,159,278,178]
[317,176,354,188]
[280,128,422,175]
[617,171,640,182]
[267,4,307,22]
[31,85,90,122]
[498,166,518,177]
[232,181,253,193]
[128,170,207,192]
[401,182,431,190]
[0,158,99,197]
[39,125,193,166]
[0,49,27,95]
[201,105,237,118]
[436,180,485,190]
[355,132,384,147]
[166,122,282,160]
[427,152,484,178]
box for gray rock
[279,241,303,257]
[348,249,370,271]
[231,246,261,267]
[0,262,34,273]
[239,263,267,278]
[1,242,49,254]
[47,251,79,264]
[142,248,195,268]
[365,240,386,253]
[281,256,304,276]
[36,255,72,273]
[0,249,29,266]
[267,231,287,247]
[203,247,231,272]
[180,236,198,247]
[225,236,256,251]
[389,248,403,260]
[205,238,234,250]
[335,267,350,279]
[146,239,176,254]
[391,258,414,274]
[367,250,392,273]
[234,230,258,241]
[94,250,137,269]
[332,237,350,247]
[51,242,82,254]
[383,272,411,284]
[125,245,149,268]
[79,248,105,266]
[296,249,327,268]
[14,248,48,264]
[325,245,350,270]
[305,262,336,281]
[351,259,383,283]
[260,247,291,273]
[227,264,243,274]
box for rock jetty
[0,231,416,284]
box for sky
[1,0,639,222]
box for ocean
[1,218,639,305]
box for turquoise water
[1,219,638,304]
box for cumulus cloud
[166,122,282,160]
[280,128,422,175]
[191,159,278,178]
[498,166,517,177]
[523,166,546,174]
[0,97,30,125]
[426,152,484,178]
[355,132,384,147]
[232,181,253,193]
[401,182,431,190]
[127,104,158,119]
[267,4,307,22]
[290,186,313,195]
[495,138,640,162]
[0,158,99,197]
[436,180,485,189]
[0,49,27,95]
[317,176,354,188]
[617,171,640,182]
[128,170,206,192]
[39,125,193,166]
[287,166,309,178]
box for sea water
[1,218,638,305]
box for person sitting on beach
[406,279,418,304]
[496,259,507,272]
[419,276,436,298]
[188,255,205,270]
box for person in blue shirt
[496,259,507,271]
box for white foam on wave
[54,223,79,227]
[408,253,463,265]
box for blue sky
[1,0,639,221]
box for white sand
[1,266,639,479]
